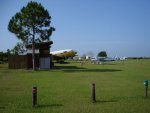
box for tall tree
[8,1,55,70]
[97,51,107,57]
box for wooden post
[32,86,37,107]
[92,83,96,102]
[144,86,148,97]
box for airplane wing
[51,49,77,62]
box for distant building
[86,56,90,60]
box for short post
[32,86,37,107]
[144,80,148,97]
[92,83,96,102]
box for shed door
[39,57,50,69]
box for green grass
[0,59,150,113]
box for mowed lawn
[0,59,150,113]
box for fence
[8,55,27,69]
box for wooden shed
[8,41,53,69]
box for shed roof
[26,41,53,49]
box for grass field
[0,59,150,113]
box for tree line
[0,49,11,62]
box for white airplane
[91,57,117,64]
[50,49,77,62]
[119,56,126,60]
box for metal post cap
[144,80,148,86]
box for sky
[0,0,150,57]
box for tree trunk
[32,28,36,71]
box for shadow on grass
[37,104,63,108]
[54,66,85,70]
[103,63,117,65]
[0,106,5,109]
[54,65,122,72]
[63,69,122,72]
[93,100,118,103]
